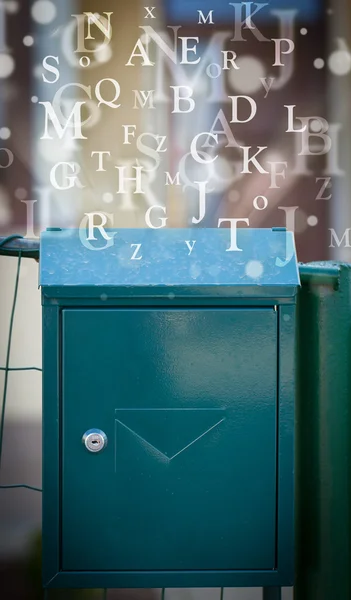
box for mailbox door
[61,308,278,572]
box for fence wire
[0,236,42,486]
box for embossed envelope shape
[115,408,226,463]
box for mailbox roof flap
[40,227,300,297]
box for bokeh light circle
[328,50,351,76]
[23,35,34,47]
[0,127,11,140]
[314,58,325,69]
[0,54,15,78]
[102,192,114,204]
[31,1,57,25]
[228,56,265,94]
[307,215,318,227]
[245,260,264,279]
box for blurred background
[0,0,350,597]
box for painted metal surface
[41,228,298,589]
[295,262,351,600]
[40,228,299,292]
[62,308,277,572]
[263,588,282,600]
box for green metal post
[296,262,351,600]
[263,587,281,599]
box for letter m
[329,228,351,248]
[39,101,87,139]
[133,90,155,109]
[198,10,214,24]
[165,171,181,185]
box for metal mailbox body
[40,227,299,589]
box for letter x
[144,6,156,18]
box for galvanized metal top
[40,228,300,292]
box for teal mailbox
[40,227,299,590]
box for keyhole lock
[82,429,108,453]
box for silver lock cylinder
[82,429,107,453]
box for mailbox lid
[40,228,300,299]
[61,307,278,572]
